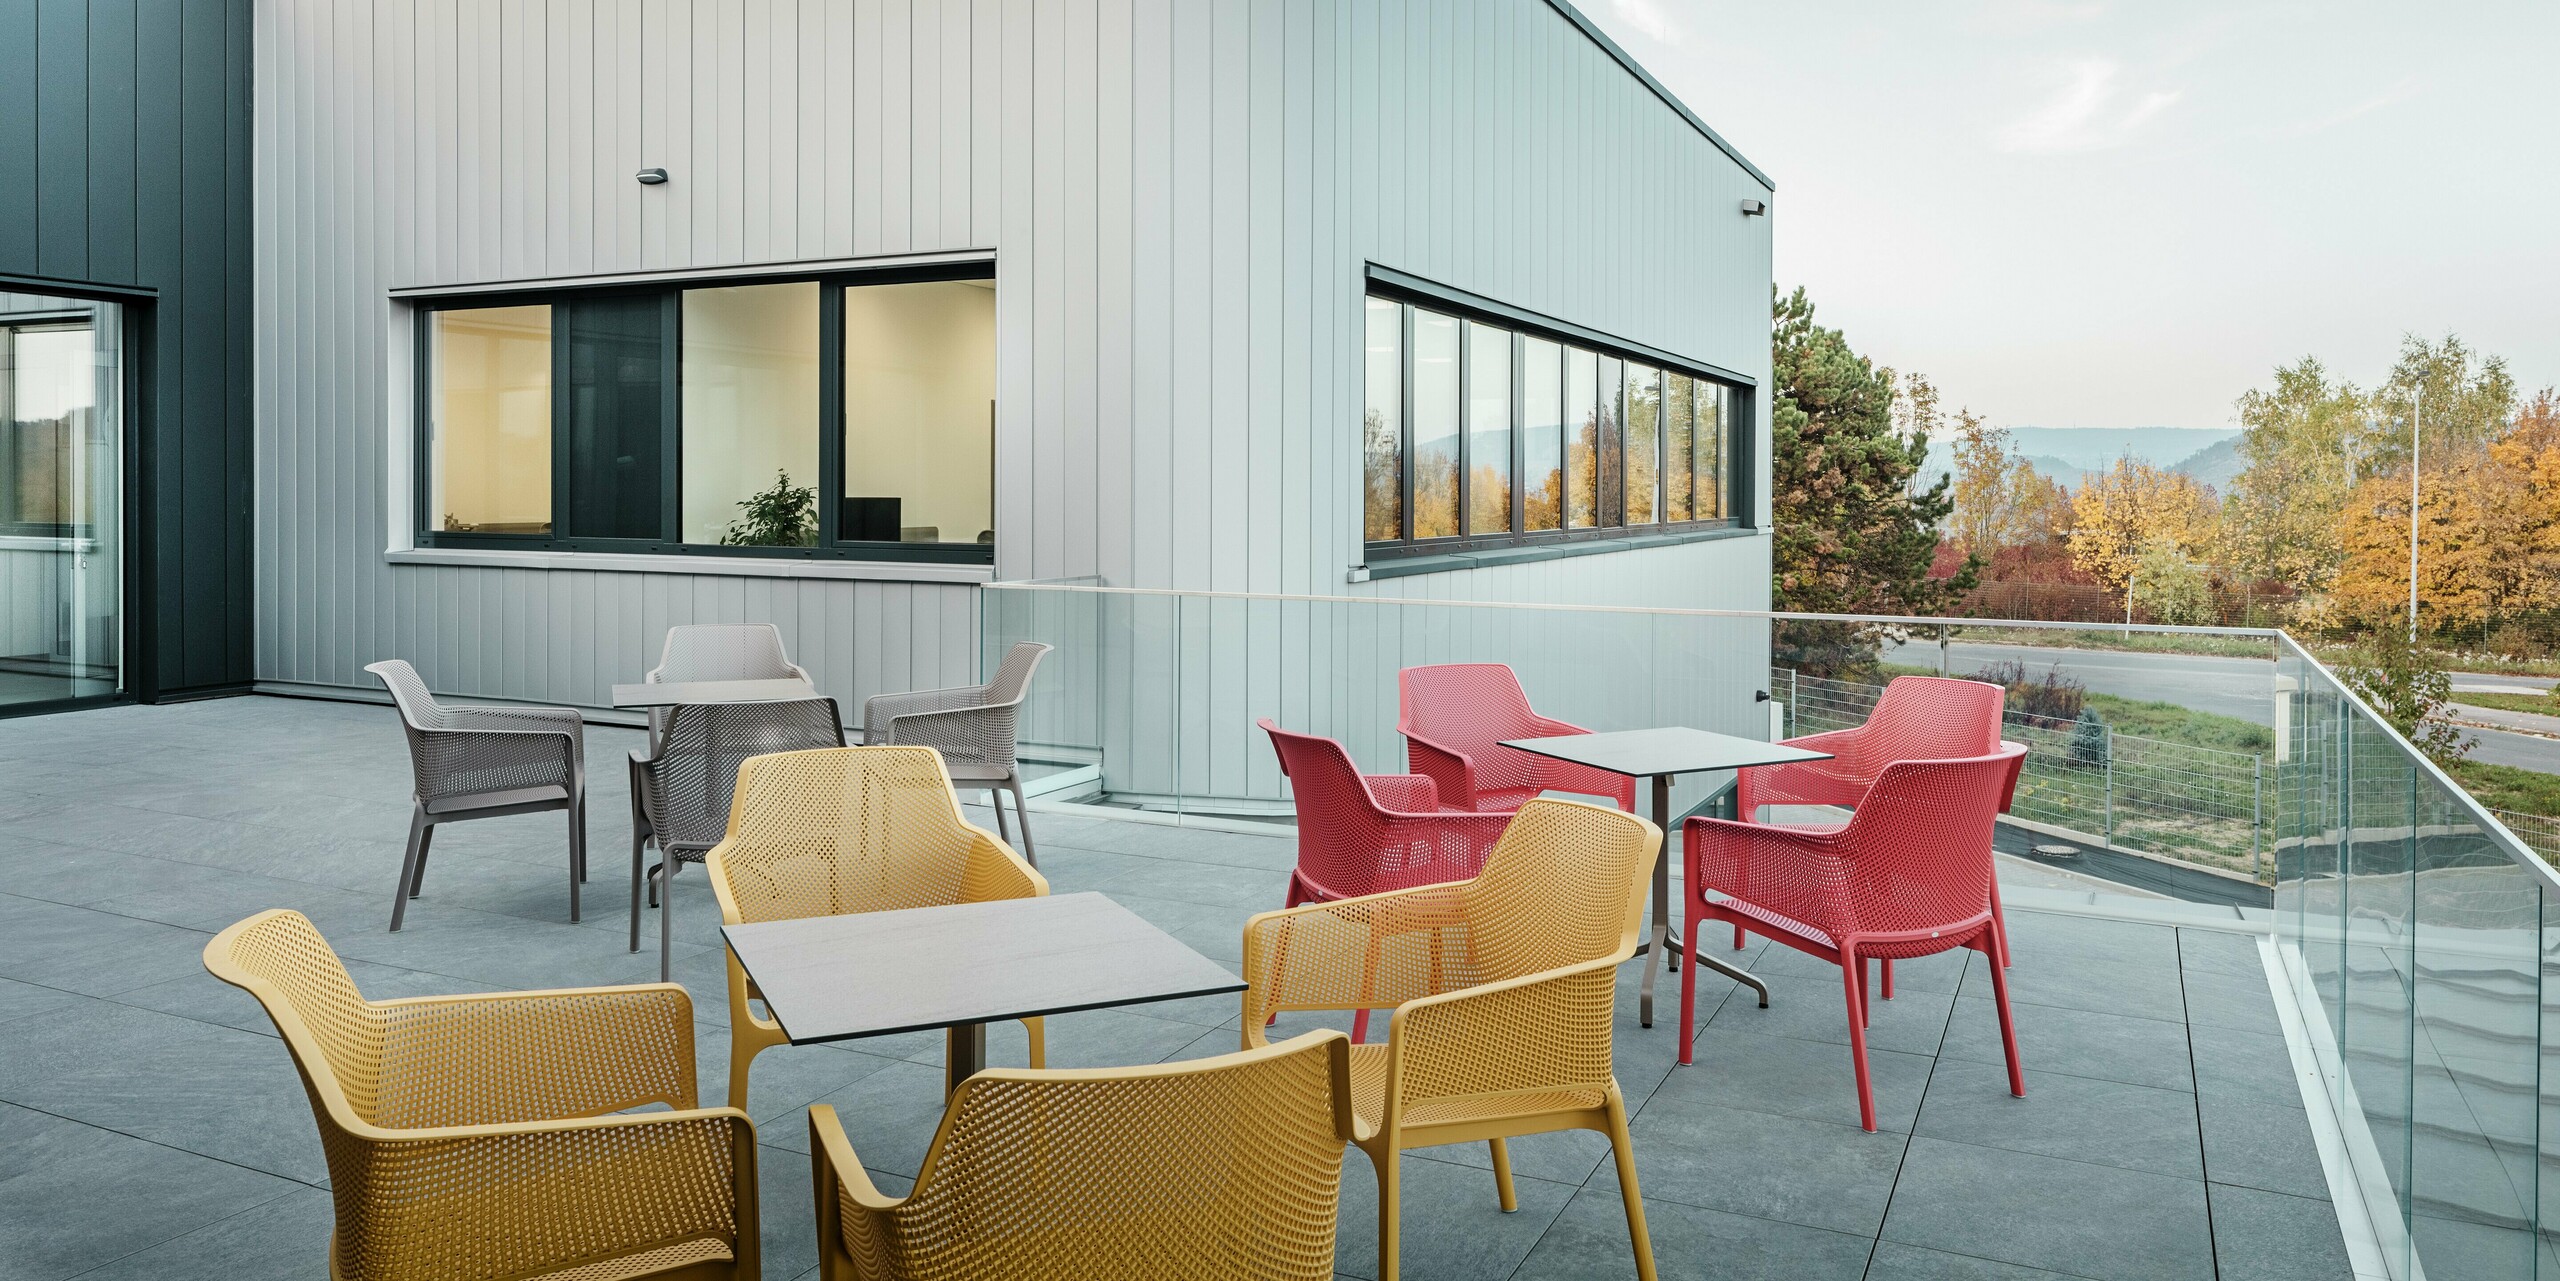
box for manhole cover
[2031,843,2081,858]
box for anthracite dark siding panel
[0,0,254,700]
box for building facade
[5,0,1774,723]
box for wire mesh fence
[2494,809,2560,864]
[1774,667,2270,883]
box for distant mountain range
[1918,426,2244,493]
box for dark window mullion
[817,282,844,546]
[1454,318,1469,541]
[661,291,681,544]
[1400,302,1415,546]
[1511,331,1525,536]
[549,304,572,546]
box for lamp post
[2408,386,2422,644]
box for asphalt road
[1874,638,2560,774]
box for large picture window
[417,264,995,564]
[1360,288,1747,557]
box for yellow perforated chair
[705,746,1049,1111]
[202,910,760,1281]
[808,1030,1354,1281]
[1242,797,1662,1281]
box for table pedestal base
[946,1022,985,1099]
[1639,775,1771,1028]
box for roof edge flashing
[1542,0,1775,192]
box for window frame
[411,261,997,566]
[1359,274,1754,562]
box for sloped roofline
[1544,0,1776,192]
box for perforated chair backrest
[983,641,1050,707]
[203,910,386,1125]
[365,659,451,731]
[1838,676,2005,777]
[649,623,806,684]
[639,698,846,851]
[851,1032,1352,1281]
[708,746,997,923]
[1820,743,2027,939]
[1460,797,1656,981]
[1397,663,1552,790]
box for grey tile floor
[0,696,2355,1280]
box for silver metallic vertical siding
[253,0,1774,711]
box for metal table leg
[1636,773,1768,1028]
[946,1021,985,1100]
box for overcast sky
[1583,0,2559,432]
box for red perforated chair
[1261,719,1512,1043]
[1739,675,2017,973]
[1681,743,2029,1131]
[1396,664,1637,813]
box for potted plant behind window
[724,469,817,547]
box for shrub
[1971,659,2087,728]
[724,469,818,547]
[2068,707,2111,767]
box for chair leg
[566,803,584,924]
[728,1025,762,1114]
[989,784,1013,845]
[1006,776,1038,868]
[1604,1088,1660,1281]
[629,831,649,953]
[390,806,430,932]
[1023,1015,1046,1068]
[409,821,436,897]
[1376,1149,1402,1281]
[1732,923,1746,951]
[1678,911,1703,1066]
[1882,958,1895,1001]
[1988,876,2014,968]
[1841,945,1878,1131]
[1352,1008,1371,1044]
[1983,937,2027,1099]
[1489,1138,1518,1213]
[659,856,677,982]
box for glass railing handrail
[2270,631,2549,886]
[983,580,2548,883]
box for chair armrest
[407,725,581,799]
[1363,773,1443,813]
[861,685,986,741]
[1384,956,1621,1122]
[344,1107,756,1280]
[875,702,1004,757]
[1242,881,1477,1029]
[1683,816,1852,935]
[960,829,1049,902]
[373,984,699,1123]
[1529,714,1594,737]
[448,704,585,735]
[1401,733,1480,811]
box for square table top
[609,677,820,709]
[721,892,1248,1046]
[1500,726,1834,780]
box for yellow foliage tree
[2067,458,2217,613]
[2331,390,2560,630]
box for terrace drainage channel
[1995,822,2272,910]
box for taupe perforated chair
[646,623,820,738]
[205,910,760,1280]
[366,659,587,932]
[706,746,1048,1112]
[862,641,1051,865]
[630,696,845,979]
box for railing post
[2253,753,2265,882]
[2103,727,2115,848]
[1938,623,1951,676]
[1788,668,1799,738]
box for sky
[1581,0,2560,433]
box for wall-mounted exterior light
[1739,199,1766,216]
[636,168,670,185]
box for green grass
[2445,689,2558,718]
[1951,626,2277,660]
[2445,759,2560,818]
[2080,693,2274,754]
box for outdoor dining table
[721,891,1248,1097]
[608,677,820,708]
[1500,726,1835,1028]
